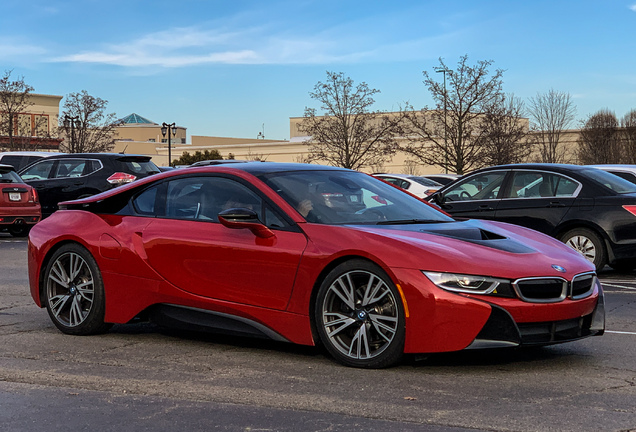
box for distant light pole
[63,115,80,153]
[257,123,265,139]
[161,122,177,167]
[435,67,451,174]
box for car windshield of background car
[583,168,636,194]
[0,168,23,183]
[410,177,442,187]
[259,170,454,225]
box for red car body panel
[0,183,41,226]
[28,164,603,357]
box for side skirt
[148,304,290,343]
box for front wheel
[560,228,607,271]
[43,243,111,335]
[314,260,405,368]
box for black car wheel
[560,228,607,271]
[43,243,111,335]
[315,260,405,368]
[8,225,30,237]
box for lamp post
[435,67,451,174]
[63,115,80,153]
[161,122,177,167]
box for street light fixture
[435,67,451,174]
[63,115,80,153]
[161,122,177,167]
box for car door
[136,175,308,310]
[494,170,580,235]
[19,159,58,216]
[436,170,508,219]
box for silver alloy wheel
[46,252,95,327]
[566,235,597,263]
[321,270,399,361]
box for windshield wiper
[376,219,446,225]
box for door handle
[478,205,494,211]
[546,201,565,208]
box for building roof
[119,113,157,125]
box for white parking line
[606,330,636,335]
[601,283,636,290]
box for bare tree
[60,90,118,153]
[245,147,269,162]
[621,109,636,164]
[476,93,530,166]
[527,89,576,163]
[298,71,401,170]
[400,55,505,174]
[0,70,36,151]
[577,109,622,164]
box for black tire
[608,260,636,272]
[8,225,30,237]
[314,259,405,368]
[560,228,607,271]
[43,243,112,335]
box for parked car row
[3,150,636,276]
[427,163,636,271]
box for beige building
[0,93,63,150]
[4,94,581,174]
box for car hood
[334,218,594,279]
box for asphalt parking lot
[1,233,635,431]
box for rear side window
[116,159,160,175]
[583,168,636,194]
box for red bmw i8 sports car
[28,163,605,368]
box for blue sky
[1,0,635,141]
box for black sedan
[19,153,159,218]
[428,163,636,271]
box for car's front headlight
[423,271,514,296]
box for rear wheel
[314,260,405,368]
[8,225,30,237]
[43,243,111,335]
[560,228,607,271]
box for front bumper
[466,283,605,349]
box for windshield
[259,170,454,225]
[411,176,442,187]
[0,168,23,183]
[582,168,636,194]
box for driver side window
[444,172,506,201]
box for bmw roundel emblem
[552,264,567,273]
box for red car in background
[0,164,40,237]
[28,163,604,368]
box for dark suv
[19,153,159,218]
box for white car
[373,174,443,198]
[0,151,62,172]
[587,165,636,185]
[422,173,461,186]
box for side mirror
[218,208,275,238]
[432,192,445,206]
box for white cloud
[0,39,47,60]
[48,23,437,68]
[630,3,636,11]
